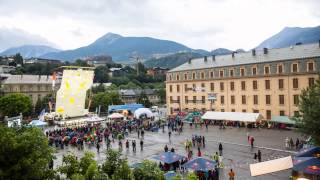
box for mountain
[211,48,233,55]
[0,45,60,58]
[0,27,56,52]
[256,26,320,49]
[41,33,193,62]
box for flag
[39,109,45,121]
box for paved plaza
[53,125,302,180]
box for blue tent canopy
[153,152,186,164]
[182,157,217,171]
[29,120,47,127]
[293,157,320,175]
[296,147,320,158]
[164,171,177,180]
[108,104,144,113]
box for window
[266,95,271,105]
[240,68,245,76]
[252,67,257,75]
[169,85,172,92]
[253,80,258,90]
[201,72,205,79]
[242,109,247,112]
[293,78,299,89]
[278,79,284,89]
[177,85,180,92]
[210,71,214,78]
[279,95,285,105]
[241,81,246,90]
[294,95,299,105]
[265,80,270,90]
[170,96,173,102]
[230,82,235,91]
[192,73,196,79]
[253,95,258,105]
[231,95,235,104]
[264,66,270,74]
[185,96,188,104]
[221,95,225,104]
[280,110,285,116]
[309,78,315,87]
[177,75,180,81]
[201,83,205,88]
[231,109,235,112]
[253,110,259,113]
[210,83,214,91]
[221,109,225,112]
[184,84,188,91]
[192,84,196,90]
[184,73,187,80]
[266,110,271,120]
[220,82,224,91]
[177,96,180,102]
[169,75,172,81]
[219,70,224,78]
[229,69,234,77]
[242,95,246,104]
[292,63,298,73]
[294,111,299,117]
[193,96,196,103]
[308,62,314,71]
[202,96,205,104]
[278,65,283,74]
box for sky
[0,0,319,51]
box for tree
[157,88,166,104]
[0,93,33,117]
[294,77,320,145]
[91,83,106,94]
[112,159,133,180]
[0,126,55,179]
[58,153,81,178]
[185,172,198,180]
[137,91,152,108]
[101,149,126,178]
[13,53,23,65]
[79,152,96,175]
[34,94,53,115]
[133,160,165,180]
[85,162,100,180]
[73,59,90,67]
[90,92,122,112]
[94,66,109,83]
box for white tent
[85,116,105,123]
[108,113,124,119]
[250,156,293,176]
[201,111,263,123]
[134,108,154,118]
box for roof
[169,43,320,72]
[201,111,263,122]
[108,104,144,112]
[271,116,296,125]
[1,74,61,85]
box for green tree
[157,88,166,104]
[0,126,55,179]
[85,162,100,180]
[71,173,85,180]
[91,83,106,94]
[13,53,23,65]
[137,91,152,108]
[79,152,96,175]
[101,149,125,178]
[0,93,33,117]
[90,92,122,112]
[112,159,133,180]
[185,172,198,180]
[58,153,81,178]
[94,66,109,83]
[294,77,320,145]
[73,59,90,67]
[172,175,183,180]
[133,160,165,180]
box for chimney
[188,58,192,64]
[212,55,215,61]
[263,48,268,54]
[204,56,207,62]
[252,49,256,56]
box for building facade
[166,43,320,119]
[1,74,61,105]
[119,89,160,105]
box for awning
[107,113,124,119]
[271,116,296,125]
[250,156,293,176]
[201,111,263,123]
[108,104,144,113]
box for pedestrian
[254,153,257,160]
[197,147,202,157]
[295,138,300,150]
[168,131,171,139]
[126,140,129,150]
[96,142,100,153]
[202,136,205,148]
[258,150,262,162]
[171,147,175,152]
[250,136,255,148]
[140,139,144,151]
[141,130,145,138]
[219,143,223,156]
[164,144,168,152]
[162,124,165,133]
[228,169,235,180]
[247,132,250,142]
[289,138,294,149]
[118,141,122,151]
[132,140,136,152]
[138,130,140,138]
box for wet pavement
[52,125,302,180]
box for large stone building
[119,89,160,105]
[1,74,61,105]
[166,43,320,119]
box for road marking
[207,139,296,154]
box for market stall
[107,113,125,122]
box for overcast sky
[0,0,319,51]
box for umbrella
[29,120,47,127]
[164,171,177,180]
[153,152,186,164]
[182,157,217,171]
[293,157,320,175]
[296,147,320,158]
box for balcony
[170,100,180,104]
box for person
[138,130,140,138]
[126,140,129,150]
[218,143,223,156]
[246,132,250,142]
[168,131,171,139]
[140,139,144,151]
[289,138,294,149]
[96,142,100,153]
[132,140,136,152]
[118,141,122,151]
[202,136,205,148]
[285,137,289,149]
[141,130,145,138]
[250,136,255,148]
[164,144,168,152]
[228,169,235,180]
[162,124,165,133]
[254,153,257,160]
[295,138,300,150]
[197,147,202,157]
[258,150,262,162]
[213,152,219,162]
[171,147,175,152]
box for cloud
[0,0,319,50]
